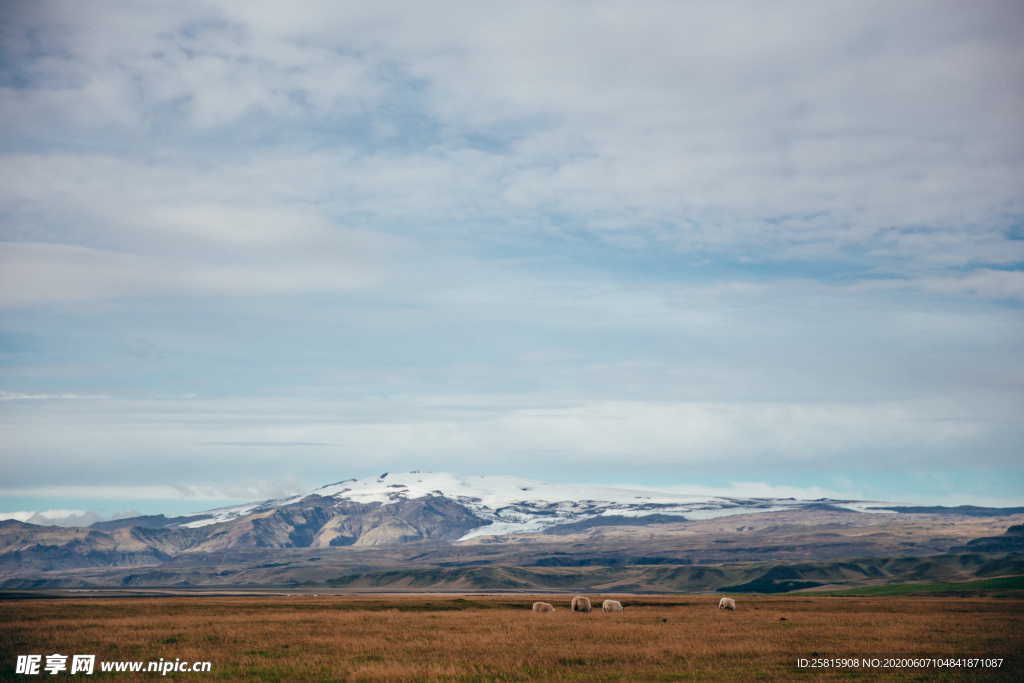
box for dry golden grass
[1,594,1021,681]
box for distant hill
[91,514,210,531]
[950,525,1024,553]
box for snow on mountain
[177,502,263,529]
[0,509,106,527]
[175,471,890,539]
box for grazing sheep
[718,597,736,610]
[570,595,592,613]
[602,599,623,613]
[532,601,555,613]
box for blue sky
[1,1,1023,522]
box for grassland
[813,575,1024,597]
[1,594,1022,681]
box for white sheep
[571,595,592,613]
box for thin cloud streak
[201,441,333,448]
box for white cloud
[850,269,1024,301]
[0,391,112,401]
[2,391,1019,493]
[2,1,1020,271]
[0,511,35,522]
[660,481,861,502]
[0,483,297,502]
[0,243,162,306]
[1,2,1021,507]
[0,243,169,306]
[0,233,397,306]
[143,204,334,249]
[0,2,381,130]
[0,508,102,526]
[917,269,1024,300]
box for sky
[1,0,1023,522]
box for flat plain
[1,594,1022,681]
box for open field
[1,594,1022,681]
[811,575,1024,597]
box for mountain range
[2,472,1022,592]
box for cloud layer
[1,1,1022,510]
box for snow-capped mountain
[177,471,886,541]
[7,472,1019,583]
